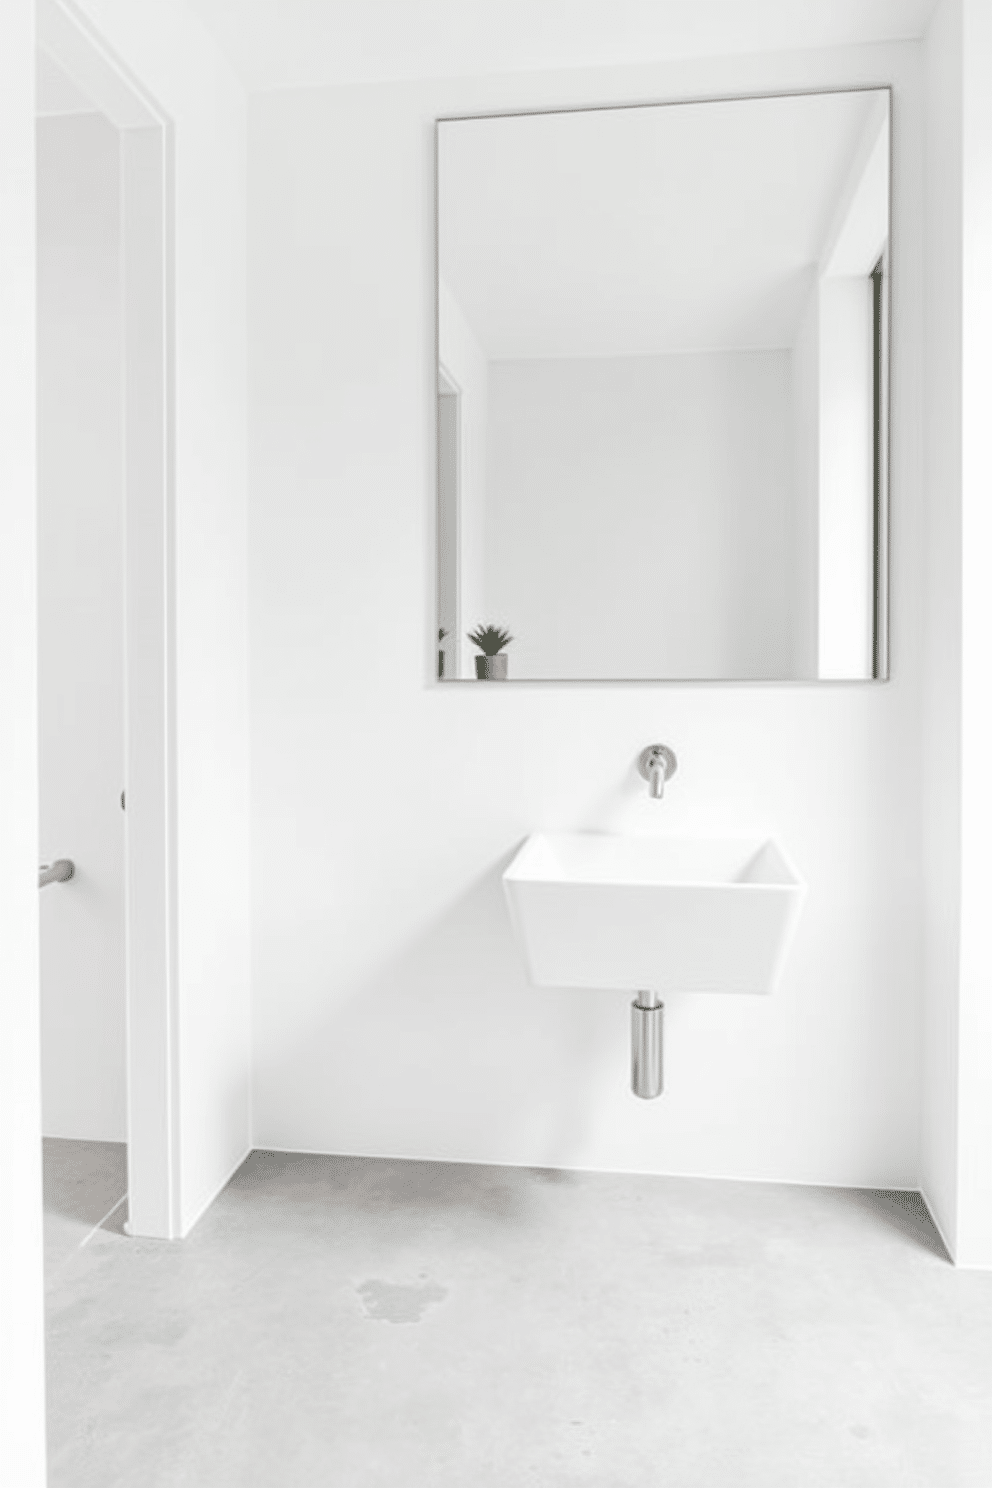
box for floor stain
[356,1279,448,1324]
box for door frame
[38,0,180,1238]
[437,362,461,681]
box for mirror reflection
[436,88,890,682]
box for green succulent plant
[468,624,513,657]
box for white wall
[72,0,252,1235]
[0,0,47,1479]
[484,351,796,679]
[248,40,925,1191]
[921,0,992,1270]
[37,110,127,1144]
[921,0,965,1261]
[954,0,992,1266]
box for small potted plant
[468,624,513,680]
[438,627,448,679]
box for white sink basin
[503,832,805,995]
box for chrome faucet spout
[638,744,678,800]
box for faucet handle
[638,744,678,799]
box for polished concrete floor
[42,1137,127,1277]
[44,1146,992,1487]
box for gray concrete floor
[42,1137,127,1277]
[44,1148,992,1487]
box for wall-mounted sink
[503,832,805,996]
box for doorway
[437,364,460,680]
[36,66,129,1267]
[36,0,178,1243]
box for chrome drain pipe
[631,991,663,1099]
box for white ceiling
[182,0,939,92]
[440,91,889,360]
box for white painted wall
[920,0,992,1271]
[248,41,925,1190]
[956,0,992,1269]
[483,351,796,680]
[0,0,47,1478]
[71,0,252,1236]
[921,0,965,1262]
[36,110,127,1144]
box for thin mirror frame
[434,85,892,685]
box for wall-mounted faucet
[638,744,678,800]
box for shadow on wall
[849,1190,950,1262]
[253,851,629,1171]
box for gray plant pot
[475,653,508,680]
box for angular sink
[503,832,805,995]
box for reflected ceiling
[440,93,879,359]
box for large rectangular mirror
[435,88,890,682]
